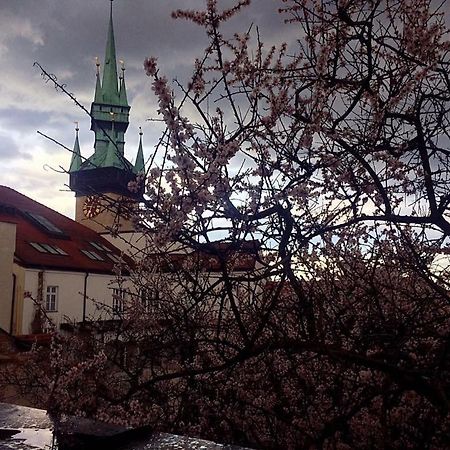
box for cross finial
[139,126,143,136]
[74,121,79,132]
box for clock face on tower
[83,195,102,218]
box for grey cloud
[0,132,31,161]
[0,0,296,214]
[0,109,52,132]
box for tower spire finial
[101,0,119,103]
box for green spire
[102,0,119,104]
[134,128,145,173]
[94,58,103,103]
[103,116,124,168]
[118,62,129,107]
[69,124,82,172]
[84,0,131,173]
[104,140,121,167]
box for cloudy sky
[0,0,287,218]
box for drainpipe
[83,272,89,323]
[9,274,16,334]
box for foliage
[7,0,450,448]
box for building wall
[103,231,148,259]
[0,222,16,333]
[11,265,25,335]
[21,268,130,334]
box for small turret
[94,57,103,103]
[134,128,145,174]
[69,123,82,172]
[118,60,129,107]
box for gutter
[83,272,89,323]
[9,274,16,334]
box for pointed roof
[134,128,145,174]
[101,0,119,104]
[119,69,128,107]
[69,126,82,172]
[94,61,103,103]
[104,139,123,168]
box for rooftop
[0,186,132,274]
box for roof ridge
[0,185,104,237]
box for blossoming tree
[4,0,450,448]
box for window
[25,212,65,236]
[90,241,111,253]
[81,249,105,261]
[108,253,123,264]
[45,286,58,312]
[112,288,126,315]
[29,242,68,255]
[141,288,159,312]
[29,242,47,253]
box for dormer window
[24,212,65,237]
[81,249,105,261]
[90,241,112,253]
[29,242,68,255]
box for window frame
[45,285,58,312]
[29,242,68,256]
[140,288,159,313]
[81,249,105,261]
[112,288,126,315]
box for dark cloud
[0,109,51,132]
[0,132,30,160]
[0,0,294,215]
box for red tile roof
[145,240,261,273]
[0,186,131,274]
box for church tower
[69,0,144,234]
